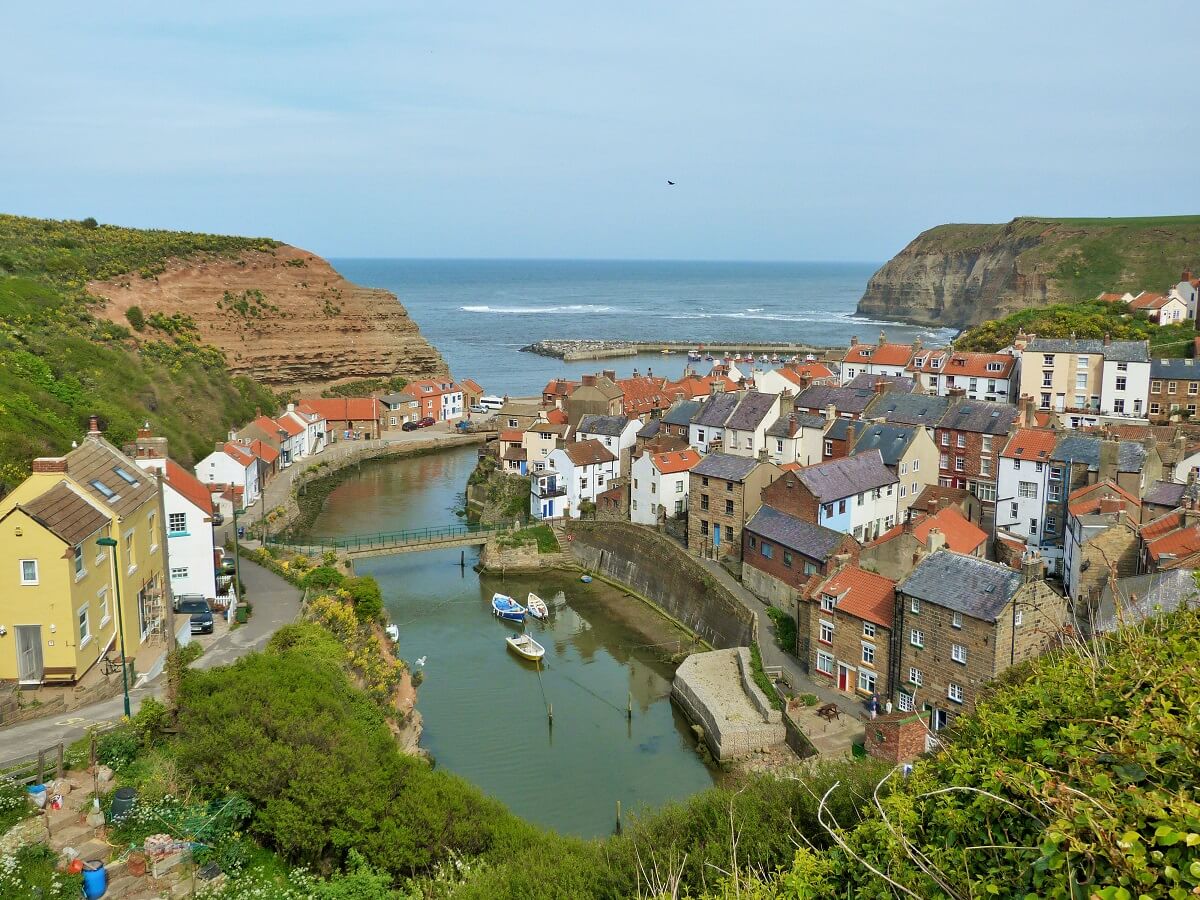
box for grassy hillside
[956,299,1197,356]
[0,214,280,489]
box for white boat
[759,354,770,364]
[526,593,549,620]
[687,349,702,361]
[491,593,527,622]
[506,633,545,661]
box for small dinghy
[526,593,549,620]
[506,632,545,661]
[491,592,527,622]
[384,624,399,642]
[580,574,593,583]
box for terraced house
[687,453,780,560]
[1016,336,1150,428]
[1148,358,1200,423]
[0,419,171,686]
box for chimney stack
[758,447,768,462]
[912,337,923,352]
[878,330,887,346]
[925,527,946,554]
[1021,394,1036,427]
[825,404,837,422]
[850,335,859,347]
[603,369,616,381]
[1103,333,1112,346]
[1021,550,1045,584]
[874,379,888,394]
[87,414,102,437]
[581,374,597,388]
[1098,437,1119,484]
[1099,495,1123,515]
[846,422,858,450]
[31,457,68,474]
[903,514,916,535]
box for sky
[2,2,1196,261]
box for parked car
[176,595,215,634]
[402,420,420,431]
[418,416,436,428]
[469,404,487,415]
[211,511,225,526]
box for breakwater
[522,339,839,362]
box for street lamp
[96,536,131,718]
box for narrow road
[0,558,302,756]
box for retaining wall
[567,521,754,649]
[671,649,786,760]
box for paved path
[0,558,302,757]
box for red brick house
[934,399,1020,506]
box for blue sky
[2,2,1195,260]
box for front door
[712,523,721,549]
[15,625,43,684]
[837,663,851,692]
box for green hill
[0,214,279,489]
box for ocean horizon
[332,258,955,397]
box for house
[907,485,983,525]
[459,378,485,410]
[1062,481,1140,608]
[401,379,464,423]
[0,418,172,685]
[541,378,579,409]
[565,373,624,430]
[196,440,260,508]
[1148,358,1200,423]
[1017,336,1150,426]
[617,374,673,419]
[755,362,837,396]
[851,422,939,518]
[281,403,327,455]
[839,334,917,383]
[1173,271,1199,320]
[499,430,528,475]
[687,453,780,560]
[576,415,641,475]
[907,350,1017,402]
[532,439,619,519]
[663,373,740,401]
[859,504,987,581]
[934,399,1020,506]
[741,504,860,612]
[270,415,307,465]
[523,421,567,473]
[662,399,703,440]
[793,384,880,421]
[893,551,1066,729]
[1141,477,1200,523]
[688,390,743,453]
[630,449,701,525]
[764,411,828,467]
[722,391,783,459]
[495,401,545,433]
[1129,291,1188,325]
[844,373,919,394]
[1138,507,1200,573]
[769,451,899,542]
[237,415,289,466]
[379,392,420,429]
[296,398,385,441]
[868,393,953,435]
[807,564,896,701]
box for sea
[332,259,956,398]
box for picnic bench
[816,702,841,722]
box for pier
[521,339,839,362]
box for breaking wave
[459,304,617,314]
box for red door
[837,664,851,692]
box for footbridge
[267,522,508,559]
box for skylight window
[90,479,115,499]
[113,466,140,486]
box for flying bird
[416,656,427,667]
[667,180,675,185]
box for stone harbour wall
[671,649,786,761]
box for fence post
[36,749,45,785]
[56,743,64,780]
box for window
[839,499,847,514]
[724,499,734,515]
[748,534,757,549]
[98,587,109,625]
[952,611,962,629]
[1169,382,1178,393]
[941,433,949,447]
[861,643,875,666]
[980,457,991,476]
[631,499,638,510]
[20,559,38,585]
[816,651,834,675]
[824,440,833,456]
[90,479,115,499]
[857,670,877,694]
[1010,501,1018,520]
[1115,376,1127,391]
[701,476,709,486]
[168,512,187,534]
[822,503,833,518]
[700,519,708,536]
[863,622,876,638]
[1076,355,1088,370]
[819,621,834,644]
[675,481,684,493]
[700,494,709,511]
[969,378,978,392]
[1076,373,1088,390]
[1045,516,1057,532]
[1029,518,1038,535]
[948,683,965,704]
[1035,461,1043,473]
[73,545,84,578]
[974,481,997,502]
[940,453,949,469]
[649,483,655,494]
[908,667,923,685]
[899,484,907,499]
[1074,394,1085,409]
[912,459,919,472]
[804,562,818,576]
[956,433,966,449]
[776,439,784,453]
[113,466,140,486]
[579,477,588,490]
[1015,610,1023,626]
[1040,392,1051,409]
[78,604,90,647]
[1191,383,1199,396]
[898,692,914,712]
[1113,399,1125,413]
[1042,354,1054,367]
[981,435,992,453]
[1152,380,1162,394]
[170,566,189,580]
[760,542,773,559]
[955,457,965,472]
[1042,371,1053,388]
[987,361,1003,373]
[910,597,920,614]
[899,462,907,476]
[952,643,967,664]
[910,629,924,648]
[1116,362,1128,372]
[726,481,733,492]
[1018,481,1038,499]
[782,550,793,568]
[1190,405,1197,418]
[1151,402,1161,414]
[820,594,835,612]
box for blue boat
[491,592,527,622]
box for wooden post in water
[548,703,553,726]
[460,549,465,569]
[627,691,632,721]
[615,800,622,835]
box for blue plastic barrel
[82,861,107,898]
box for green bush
[130,696,172,748]
[302,565,346,591]
[343,576,384,622]
[765,606,798,655]
[748,642,782,710]
[125,305,146,331]
[96,727,141,771]
[175,641,204,667]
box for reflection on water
[309,447,717,837]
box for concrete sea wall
[671,649,785,761]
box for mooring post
[460,549,465,568]
[615,800,622,835]
[627,691,632,721]
[548,703,553,726]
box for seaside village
[1,270,1199,754]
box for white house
[722,391,782,459]
[792,451,900,542]
[1099,345,1151,420]
[531,440,619,520]
[282,403,327,455]
[1174,271,1199,319]
[575,415,641,475]
[996,429,1056,558]
[688,390,744,454]
[196,441,260,508]
[838,335,915,384]
[907,350,1018,402]
[137,457,218,602]
[630,449,700,525]
[764,412,828,467]
[1129,291,1189,326]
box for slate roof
[793,385,876,416]
[795,450,897,502]
[897,551,1022,622]
[744,505,845,562]
[852,423,919,466]
[1096,570,1200,633]
[938,399,1020,435]
[765,412,826,438]
[844,373,917,394]
[1143,480,1187,508]
[866,392,951,427]
[1151,358,1200,379]
[692,391,744,428]
[16,482,110,546]
[577,415,632,438]
[663,400,704,427]
[1025,338,1149,363]
[691,451,762,482]
[637,419,661,439]
[726,391,779,432]
[1051,434,1148,474]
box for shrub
[175,641,204,667]
[302,565,345,591]
[343,576,384,623]
[765,606,798,655]
[125,305,145,331]
[130,696,171,748]
[96,727,141,771]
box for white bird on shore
[415,656,427,667]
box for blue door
[713,523,721,548]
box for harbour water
[307,445,718,837]
[332,258,955,396]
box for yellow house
[0,420,169,685]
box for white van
[479,395,505,412]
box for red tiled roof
[297,398,381,422]
[165,459,213,514]
[1141,509,1185,541]
[500,429,524,443]
[819,566,895,628]
[249,439,279,464]
[618,376,671,416]
[252,415,286,438]
[779,462,803,472]
[1147,523,1200,561]
[778,363,835,385]
[909,351,1014,378]
[1001,428,1056,460]
[665,376,739,400]
[541,379,579,398]
[843,343,914,367]
[544,408,568,425]
[914,506,986,555]
[651,450,701,474]
[222,442,255,467]
[275,416,304,437]
[1097,292,1126,303]
[460,378,484,393]
[1067,480,1140,516]
[1129,292,1170,310]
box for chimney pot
[87,414,101,436]
[850,335,858,347]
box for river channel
[307,445,718,837]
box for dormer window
[930,358,941,369]
[986,362,1003,372]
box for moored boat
[580,574,593,583]
[491,592,527,622]
[687,349,702,361]
[506,632,545,661]
[526,593,549,620]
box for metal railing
[267,521,505,552]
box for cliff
[856,216,1200,329]
[87,243,447,392]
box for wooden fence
[0,742,65,786]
